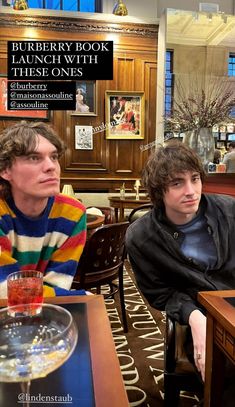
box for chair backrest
[86,206,115,224]
[73,221,129,288]
[128,203,153,223]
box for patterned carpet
[104,260,201,407]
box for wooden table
[198,290,235,407]
[0,295,129,407]
[87,213,105,238]
[87,213,105,230]
[108,196,151,222]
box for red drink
[7,271,43,315]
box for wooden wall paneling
[113,140,135,174]
[116,57,135,90]
[126,62,157,173]
[133,141,145,171]
[107,57,119,91]
[145,61,157,143]
[64,111,108,172]
[132,62,157,172]
[134,59,146,90]
[0,14,158,191]
[0,40,7,73]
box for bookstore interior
[1,3,235,407]
[163,7,235,174]
[1,2,235,194]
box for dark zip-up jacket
[126,194,235,325]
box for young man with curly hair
[0,121,86,298]
[126,142,235,386]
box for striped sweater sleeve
[0,195,87,298]
[39,194,87,293]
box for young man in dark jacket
[126,142,235,382]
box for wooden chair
[164,315,204,406]
[128,203,153,223]
[72,221,129,332]
[87,206,115,224]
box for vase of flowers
[183,127,215,167]
[165,76,235,169]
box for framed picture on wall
[75,125,93,150]
[71,80,97,116]
[0,76,49,120]
[105,91,145,139]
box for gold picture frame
[105,90,145,139]
[71,80,97,116]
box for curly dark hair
[0,121,65,198]
[142,141,205,207]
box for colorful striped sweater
[0,193,87,298]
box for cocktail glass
[7,270,43,316]
[0,303,78,407]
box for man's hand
[188,309,207,381]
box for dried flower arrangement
[165,76,235,133]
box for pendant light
[113,0,128,16]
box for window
[165,50,173,117]
[28,0,102,12]
[228,134,235,141]
[228,53,235,77]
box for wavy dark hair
[142,141,205,207]
[0,121,65,199]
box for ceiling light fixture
[12,0,29,10]
[113,0,128,16]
